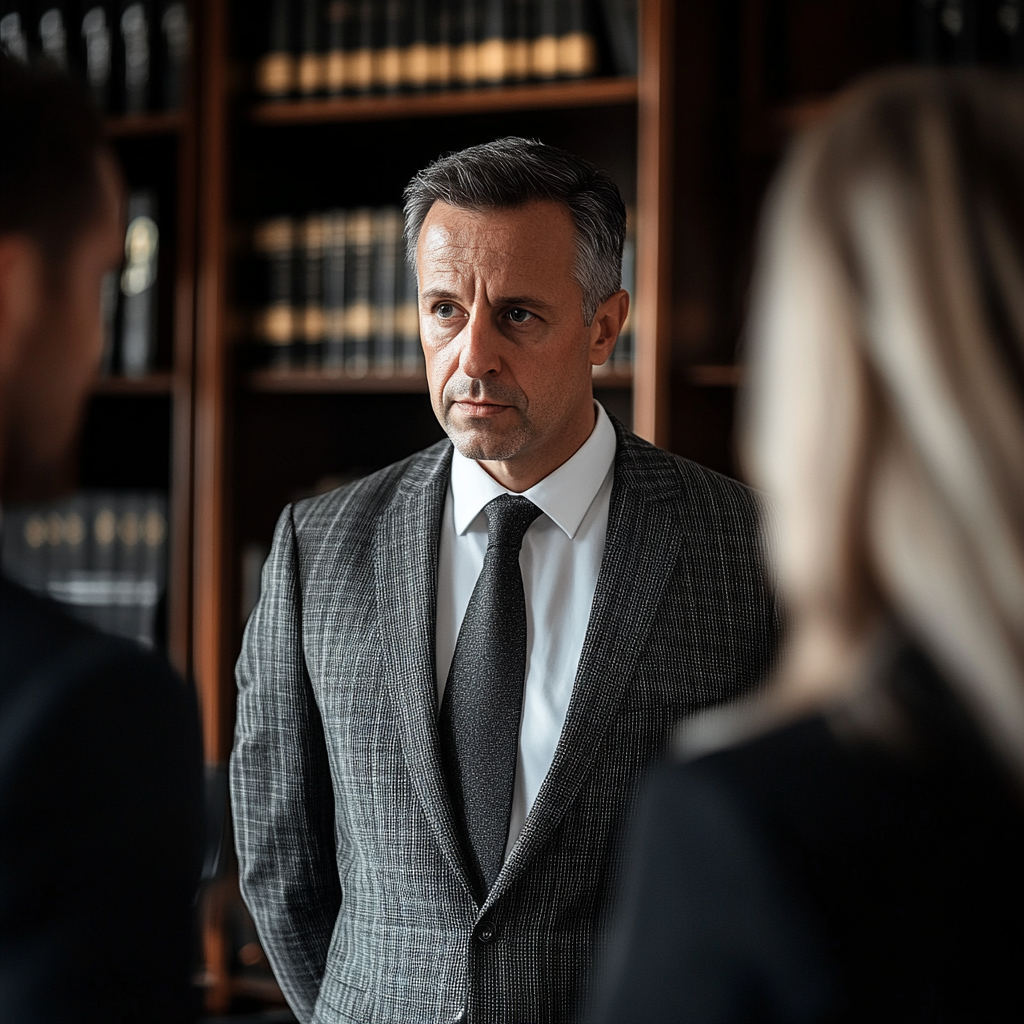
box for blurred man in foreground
[0,55,203,1022]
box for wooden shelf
[250,76,639,125]
[90,372,175,395]
[103,110,185,138]
[245,366,635,393]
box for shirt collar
[450,401,617,540]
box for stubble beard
[442,377,532,463]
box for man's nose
[458,310,503,379]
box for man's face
[3,153,123,498]
[417,200,611,487]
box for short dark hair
[0,55,106,266]
[403,137,626,322]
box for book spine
[0,7,30,61]
[372,207,401,374]
[120,190,159,377]
[345,209,373,374]
[138,493,167,648]
[532,0,558,78]
[596,0,636,75]
[398,231,422,374]
[428,0,454,88]
[253,217,296,369]
[508,0,533,82]
[0,506,49,593]
[36,4,71,69]
[79,3,114,111]
[159,0,188,109]
[380,0,407,91]
[324,0,352,94]
[300,214,326,368]
[453,0,480,86]
[297,0,325,97]
[614,204,635,371]
[323,210,347,367]
[405,0,430,89]
[118,0,153,113]
[89,494,120,637]
[256,0,296,98]
[350,0,376,92]
[558,0,595,77]
[478,0,510,84]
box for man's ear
[588,288,630,368]
[0,237,42,380]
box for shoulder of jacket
[288,438,453,536]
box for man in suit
[231,137,778,1024]
[0,56,204,1021]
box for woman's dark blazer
[592,637,1024,1023]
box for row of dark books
[254,0,638,99]
[99,189,161,376]
[0,0,189,113]
[1,492,169,649]
[914,0,1024,66]
[249,203,636,373]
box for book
[453,0,479,86]
[1,492,169,649]
[532,0,559,79]
[256,0,295,98]
[398,229,421,373]
[508,0,533,82]
[297,0,324,96]
[371,207,401,373]
[349,0,378,92]
[324,0,357,94]
[597,0,636,75]
[158,0,188,108]
[380,0,407,91]
[299,213,326,367]
[36,3,71,69]
[118,0,153,113]
[120,189,159,377]
[558,0,596,78]
[478,0,511,85]
[253,216,296,368]
[344,207,373,374]
[78,2,114,110]
[0,4,30,61]
[323,209,347,367]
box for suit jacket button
[475,918,499,944]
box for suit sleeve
[589,763,836,1024]
[230,504,342,1023]
[0,642,204,1023]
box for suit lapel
[488,430,683,905]
[374,444,476,896]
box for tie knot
[483,495,542,551]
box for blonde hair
[743,69,1024,779]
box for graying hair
[403,137,626,323]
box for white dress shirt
[435,401,617,858]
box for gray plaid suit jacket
[230,420,778,1024]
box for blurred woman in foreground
[594,70,1024,1023]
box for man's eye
[507,308,534,324]
[435,303,458,320]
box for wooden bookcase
[87,28,198,680]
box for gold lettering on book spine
[325,50,347,93]
[477,38,509,83]
[455,41,478,85]
[297,53,325,94]
[350,47,373,91]
[428,43,452,87]
[405,42,430,88]
[530,35,558,79]
[557,33,596,77]
[380,46,403,89]
[255,52,295,96]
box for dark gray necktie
[439,494,543,897]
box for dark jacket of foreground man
[593,637,1024,1024]
[231,423,779,1024]
[0,576,204,1023]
